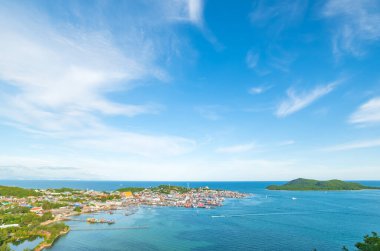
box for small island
[0,184,248,250]
[267,178,380,191]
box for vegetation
[267,178,380,191]
[50,187,77,193]
[117,187,145,193]
[92,194,120,202]
[40,201,68,210]
[117,185,200,194]
[0,186,40,198]
[151,185,190,194]
[0,206,63,250]
[343,232,380,251]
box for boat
[87,217,115,224]
[291,197,297,200]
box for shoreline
[34,228,70,251]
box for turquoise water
[9,237,43,251]
[2,180,380,250]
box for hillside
[267,178,380,191]
[0,185,41,197]
[117,185,191,194]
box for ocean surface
[2,180,380,251]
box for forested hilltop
[267,178,380,191]
[0,185,41,197]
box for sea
[2,180,380,251]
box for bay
[2,180,380,250]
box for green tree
[355,232,380,251]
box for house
[30,207,43,214]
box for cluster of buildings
[0,186,248,224]
[119,187,248,208]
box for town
[0,185,249,250]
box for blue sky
[0,0,380,180]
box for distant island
[267,178,380,191]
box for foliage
[267,178,380,191]
[0,206,30,214]
[51,187,77,193]
[37,222,68,244]
[41,201,67,210]
[117,187,145,193]
[354,232,380,251]
[0,186,40,198]
[0,244,10,251]
[117,185,193,194]
[95,194,120,202]
[151,185,190,194]
[0,212,53,227]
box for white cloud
[249,87,264,94]
[0,154,296,181]
[250,0,307,26]
[349,97,380,125]
[276,81,340,117]
[167,0,204,27]
[277,140,295,146]
[323,0,380,57]
[215,143,256,154]
[188,0,204,26]
[70,129,196,157]
[0,3,197,157]
[249,85,272,95]
[323,138,380,152]
[246,50,260,69]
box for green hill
[0,185,41,197]
[267,178,380,191]
[117,185,190,194]
[117,187,145,193]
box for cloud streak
[0,2,197,157]
[349,97,380,125]
[249,85,272,95]
[323,0,380,57]
[276,81,340,117]
[323,139,380,152]
[215,143,256,154]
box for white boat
[291,197,297,200]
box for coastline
[34,228,70,251]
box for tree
[344,232,380,251]
[355,232,380,251]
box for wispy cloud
[215,142,256,154]
[323,0,380,57]
[249,85,272,95]
[277,140,295,146]
[276,80,340,117]
[0,2,196,157]
[250,0,307,31]
[349,97,380,125]
[194,105,229,120]
[188,0,204,26]
[169,0,204,26]
[246,50,260,69]
[323,138,380,152]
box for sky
[0,0,380,181]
